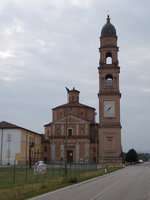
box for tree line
[121,148,150,164]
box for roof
[44,115,98,127]
[52,102,95,110]
[0,121,19,129]
[69,87,80,93]
[0,121,41,136]
[101,15,116,37]
[44,122,52,127]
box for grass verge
[0,167,121,200]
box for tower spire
[98,16,121,166]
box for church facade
[44,88,98,163]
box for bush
[68,176,78,183]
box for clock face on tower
[104,101,115,118]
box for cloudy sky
[0,0,150,153]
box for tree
[120,151,126,164]
[126,149,138,164]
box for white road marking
[89,175,127,200]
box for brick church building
[42,15,122,165]
[44,87,98,163]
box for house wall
[20,129,41,165]
[0,128,41,165]
[0,128,21,165]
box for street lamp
[52,125,55,162]
[65,87,69,175]
[102,124,104,168]
[94,112,98,168]
[0,128,3,165]
[29,141,34,168]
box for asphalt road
[29,163,150,200]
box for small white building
[0,121,41,165]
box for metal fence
[0,161,97,187]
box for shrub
[68,176,78,183]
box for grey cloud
[0,0,150,152]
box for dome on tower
[101,15,116,37]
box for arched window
[56,128,60,135]
[72,96,74,102]
[80,128,84,135]
[80,112,83,118]
[47,130,50,137]
[59,112,62,118]
[105,74,113,87]
[44,146,47,152]
[106,52,112,64]
[68,128,73,136]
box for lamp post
[0,128,3,165]
[52,125,55,162]
[102,124,104,168]
[29,142,34,168]
[94,112,97,168]
[65,87,69,175]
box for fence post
[13,160,16,185]
[70,162,71,176]
[79,162,81,180]
[52,162,54,177]
[59,162,61,176]
[25,160,28,182]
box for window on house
[7,134,11,142]
[56,128,60,135]
[80,112,83,118]
[7,149,11,158]
[44,146,47,152]
[80,128,84,135]
[68,128,73,136]
[59,112,62,118]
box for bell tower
[98,15,121,165]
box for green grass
[0,166,121,200]
[0,166,66,187]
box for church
[43,16,122,165]
[44,87,98,163]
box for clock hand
[107,106,112,111]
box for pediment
[54,115,89,124]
